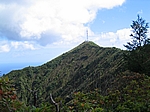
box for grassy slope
[6,41,125,105]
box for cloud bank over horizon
[0,0,128,53]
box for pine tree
[124,15,150,74]
[124,15,149,50]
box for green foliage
[124,15,150,74]
[65,90,105,112]
[124,44,150,75]
[105,72,150,112]
[3,41,150,111]
[0,76,23,112]
[64,72,150,112]
[0,76,60,112]
[124,15,149,50]
[6,41,125,106]
[17,103,55,112]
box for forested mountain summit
[2,15,150,111]
[6,41,125,105]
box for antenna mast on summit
[86,29,88,42]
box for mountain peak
[78,41,99,47]
[6,40,125,105]
[68,41,100,53]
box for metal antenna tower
[86,29,88,41]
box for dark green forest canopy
[2,41,150,111]
[6,41,125,104]
[124,15,150,75]
[2,14,150,111]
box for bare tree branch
[50,93,60,112]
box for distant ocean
[0,62,43,76]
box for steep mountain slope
[6,41,125,105]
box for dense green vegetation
[5,41,125,106]
[1,71,150,111]
[124,15,150,75]
[3,41,150,111]
[67,72,150,112]
[1,15,150,111]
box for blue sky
[0,0,150,74]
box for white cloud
[0,40,36,53]
[137,10,143,14]
[0,0,126,46]
[116,28,132,41]
[11,41,36,50]
[0,44,10,52]
[92,28,131,49]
